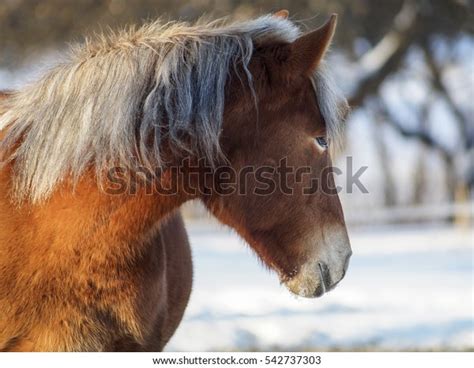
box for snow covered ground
[166,221,473,351]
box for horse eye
[315,137,328,149]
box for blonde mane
[0,15,344,203]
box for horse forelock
[0,15,343,203]
[311,63,349,153]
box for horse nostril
[317,262,332,292]
[343,251,352,275]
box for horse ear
[289,14,337,76]
[273,9,289,19]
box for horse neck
[0,167,188,259]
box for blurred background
[1,0,472,351]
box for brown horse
[0,11,351,351]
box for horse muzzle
[283,229,352,298]
[283,255,351,298]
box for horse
[0,11,351,351]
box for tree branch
[375,100,453,162]
[349,0,423,107]
[421,42,472,150]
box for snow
[166,221,473,351]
